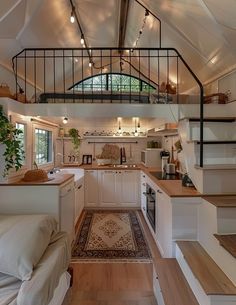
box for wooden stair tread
[195,164,236,170]
[176,241,236,295]
[155,258,199,305]
[180,117,236,122]
[203,196,236,207]
[214,234,236,258]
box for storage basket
[0,83,12,98]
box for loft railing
[11,47,204,167]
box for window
[70,73,155,93]
[15,122,26,164]
[35,128,53,165]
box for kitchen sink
[108,164,138,168]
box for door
[85,170,99,207]
[99,170,117,206]
[120,170,140,206]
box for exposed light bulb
[134,130,138,137]
[62,117,68,124]
[70,11,75,23]
[89,61,93,68]
[80,35,84,45]
[75,58,78,63]
[137,121,141,132]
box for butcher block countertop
[80,163,201,197]
[0,173,74,186]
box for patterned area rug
[72,210,152,262]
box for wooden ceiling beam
[118,0,130,49]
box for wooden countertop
[79,164,141,170]
[80,163,200,197]
[203,196,236,207]
[0,173,74,186]
[140,165,201,197]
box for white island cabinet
[0,175,75,243]
[84,169,140,208]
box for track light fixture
[62,117,68,124]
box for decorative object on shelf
[96,144,120,165]
[0,106,24,177]
[68,128,81,150]
[58,127,65,137]
[0,83,13,98]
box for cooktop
[150,171,181,180]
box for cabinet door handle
[157,189,163,194]
[142,175,145,178]
[77,185,82,190]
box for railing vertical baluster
[157,49,160,103]
[34,50,36,103]
[148,49,150,102]
[53,50,55,103]
[138,49,141,103]
[24,50,27,103]
[100,49,103,103]
[167,50,169,104]
[82,49,84,103]
[63,49,65,103]
[44,50,46,93]
[129,49,131,103]
[177,56,179,104]
[110,49,112,103]
[72,49,75,103]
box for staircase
[178,117,236,194]
[152,194,236,305]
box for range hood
[147,123,178,136]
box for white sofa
[0,214,71,305]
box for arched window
[69,73,155,93]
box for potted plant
[68,128,81,150]
[0,106,24,177]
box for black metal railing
[11,47,204,166]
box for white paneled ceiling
[0,0,236,85]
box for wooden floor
[69,210,161,305]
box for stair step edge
[176,241,236,296]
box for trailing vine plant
[0,106,24,177]
[68,128,81,150]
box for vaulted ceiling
[0,0,236,85]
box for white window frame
[32,123,55,170]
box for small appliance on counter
[141,148,162,167]
[82,154,92,165]
[164,163,176,175]
[182,173,195,187]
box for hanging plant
[0,106,24,177]
[68,128,81,150]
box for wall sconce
[62,117,68,124]
[117,117,122,135]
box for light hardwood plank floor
[70,210,161,305]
